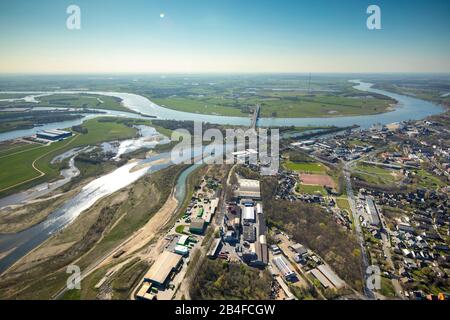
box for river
[0,81,444,143]
[0,80,445,274]
[0,137,228,274]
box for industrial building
[309,265,345,289]
[224,230,238,243]
[275,276,296,300]
[317,265,345,289]
[366,198,381,227]
[177,235,189,246]
[242,206,256,222]
[310,268,334,289]
[270,244,281,255]
[243,225,256,242]
[272,256,297,282]
[242,243,257,263]
[174,245,189,256]
[256,203,263,214]
[189,218,206,234]
[207,238,222,259]
[136,283,154,300]
[234,178,261,199]
[36,129,72,141]
[232,149,258,163]
[143,251,183,288]
[253,239,268,267]
[210,198,219,215]
[290,243,308,257]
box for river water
[0,81,444,143]
[0,138,228,274]
[0,80,445,274]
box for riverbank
[0,117,155,198]
[0,164,187,299]
[0,81,445,141]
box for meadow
[353,163,400,185]
[36,94,133,113]
[296,184,328,196]
[152,92,394,118]
[0,118,137,196]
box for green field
[0,141,36,156]
[0,118,137,196]
[284,161,327,173]
[379,276,396,297]
[36,94,133,113]
[336,197,351,212]
[152,96,250,117]
[353,163,400,185]
[258,93,393,118]
[296,183,327,196]
[0,93,29,99]
[414,169,445,190]
[151,92,394,118]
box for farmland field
[139,75,396,118]
[152,97,250,117]
[152,93,394,118]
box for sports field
[284,161,327,173]
[299,173,336,188]
[296,184,327,196]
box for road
[175,165,234,300]
[378,205,404,299]
[275,234,326,300]
[53,185,181,300]
[343,161,375,299]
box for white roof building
[174,245,189,256]
[235,178,261,199]
[256,203,263,214]
[272,256,296,280]
[242,206,256,222]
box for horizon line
[1,71,450,76]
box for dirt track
[299,173,336,188]
[96,192,179,270]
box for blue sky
[0,0,449,73]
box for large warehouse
[366,198,380,227]
[189,218,206,234]
[235,178,261,199]
[36,129,72,141]
[144,251,183,288]
[273,256,297,282]
[242,206,256,222]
